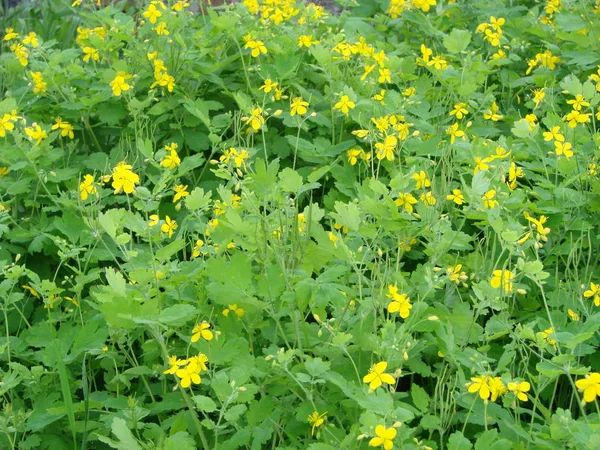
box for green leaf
[410,384,430,413]
[159,305,197,327]
[186,187,212,210]
[155,239,185,262]
[448,431,473,450]
[474,430,512,450]
[443,29,471,53]
[304,357,330,377]
[511,119,533,138]
[193,395,217,413]
[98,417,143,450]
[224,404,247,422]
[278,168,304,192]
[105,268,126,297]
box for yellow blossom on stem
[446,122,465,144]
[173,184,189,203]
[52,117,74,139]
[542,126,564,142]
[307,411,327,436]
[490,269,515,292]
[507,381,530,401]
[79,174,97,200]
[24,123,47,145]
[111,161,139,194]
[23,32,39,48]
[447,188,464,205]
[412,170,431,189]
[110,72,132,97]
[0,114,16,138]
[191,322,213,342]
[161,215,177,238]
[298,35,318,48]
[259,79,278,93]
[450,102,468,119]
[368,425,397,450]
[333,95,356,115]
[395,192,418,213]
[363,362,395,390]
[584,282,600,306]
[575,373,600,403]
[482,190,498,208]
[223,304,245,318]
[290,97,309,116]
[163,356,186,375]
[175,362,201,388]
[375,135,397,161]
[161,143,181,169]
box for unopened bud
[392,421,402,428]
[427,315,439,321]
[273,109,283,116]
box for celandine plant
[1,0,600,448]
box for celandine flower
[111,161,139,194]
[575,372,600,403]
[507,380,530,401]
[191,322,213,342]
[363,362,395,390]
[584,282,600,306]
[490,269,515,292]
[368,425,397,449]
[161,215,177,238]
[79,174,97,200]
[307,411,326,436]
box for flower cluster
[386,285,412,319]
[164,353,209,388]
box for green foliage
[1,0,600,449]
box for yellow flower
[567,309,580,321]
[524,113,538,130]
[30,71,47,94]
[163,355,186,375]
[347,148,362,166]
[191,322,213,342]
[161,215,178,238]
[543,125,564,142]
[372,89,386,105]
[333,95,356,115]
[0,167,10,177]
[420,44,432,63]
[420,191,436,206]
[82,46,99,62]
[223,304,245,318]
[111,161,139,194]
[192,239,204,258]
[151,71,176,92]
[412,171,430,190]
[23,32,39,48]
[368,425,397,450]
[362,362,396,390]
[242,107,265,132]
[143,4,162,24]
[507,381,530,401]
[375,135,397,161]
[22,284,40,298]
[175,362,201,388]
[554,141,574,159]
[307,411,327,436]
[483,102,503,121]
[173,184,189,203]
[110,73,132,97]
[387,291,412,319]
[532,88,546,108]
[412,0,436,12]
[490,269,515,292]
[575,373,600,403]
[482,190,498,209]
[3,28,19,41]
[567,94,590,111]
[447,188,464,205]
[467,375,493,400]
[584,282,600,306]
[52,117,74,139]
[538,327,556,347]
[0,114,15,138]
[154,22,169,35]
[79,174,97,200]
[378,68,391,83]
[447,264,467,284]
[328,231,339,248]
[148,214,159,227]
[24,123,48,145]
[244,38,267,57]
[450,102,468,119]
[395,192,418,213]
[507,162,524,190]
[427,55,448,70]
[161,144,181,169]
[564,109,590,128]
[259,79,278,93]
[298,35,318,48]
[446,122,465,144]
[290,97,309,116]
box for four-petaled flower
[290,97,309,116]
[79,174,97,200]
[334,95,356,115]
[173,184,189,203]
[575,372,600,403]
[507,380,530,401]
[368,425,397,450]
[584,282,600,306]
[363,361,395,391]
[490,269,515,292]
[161,215,178,238]
[307,411,327,436]
[191,322,213,342]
